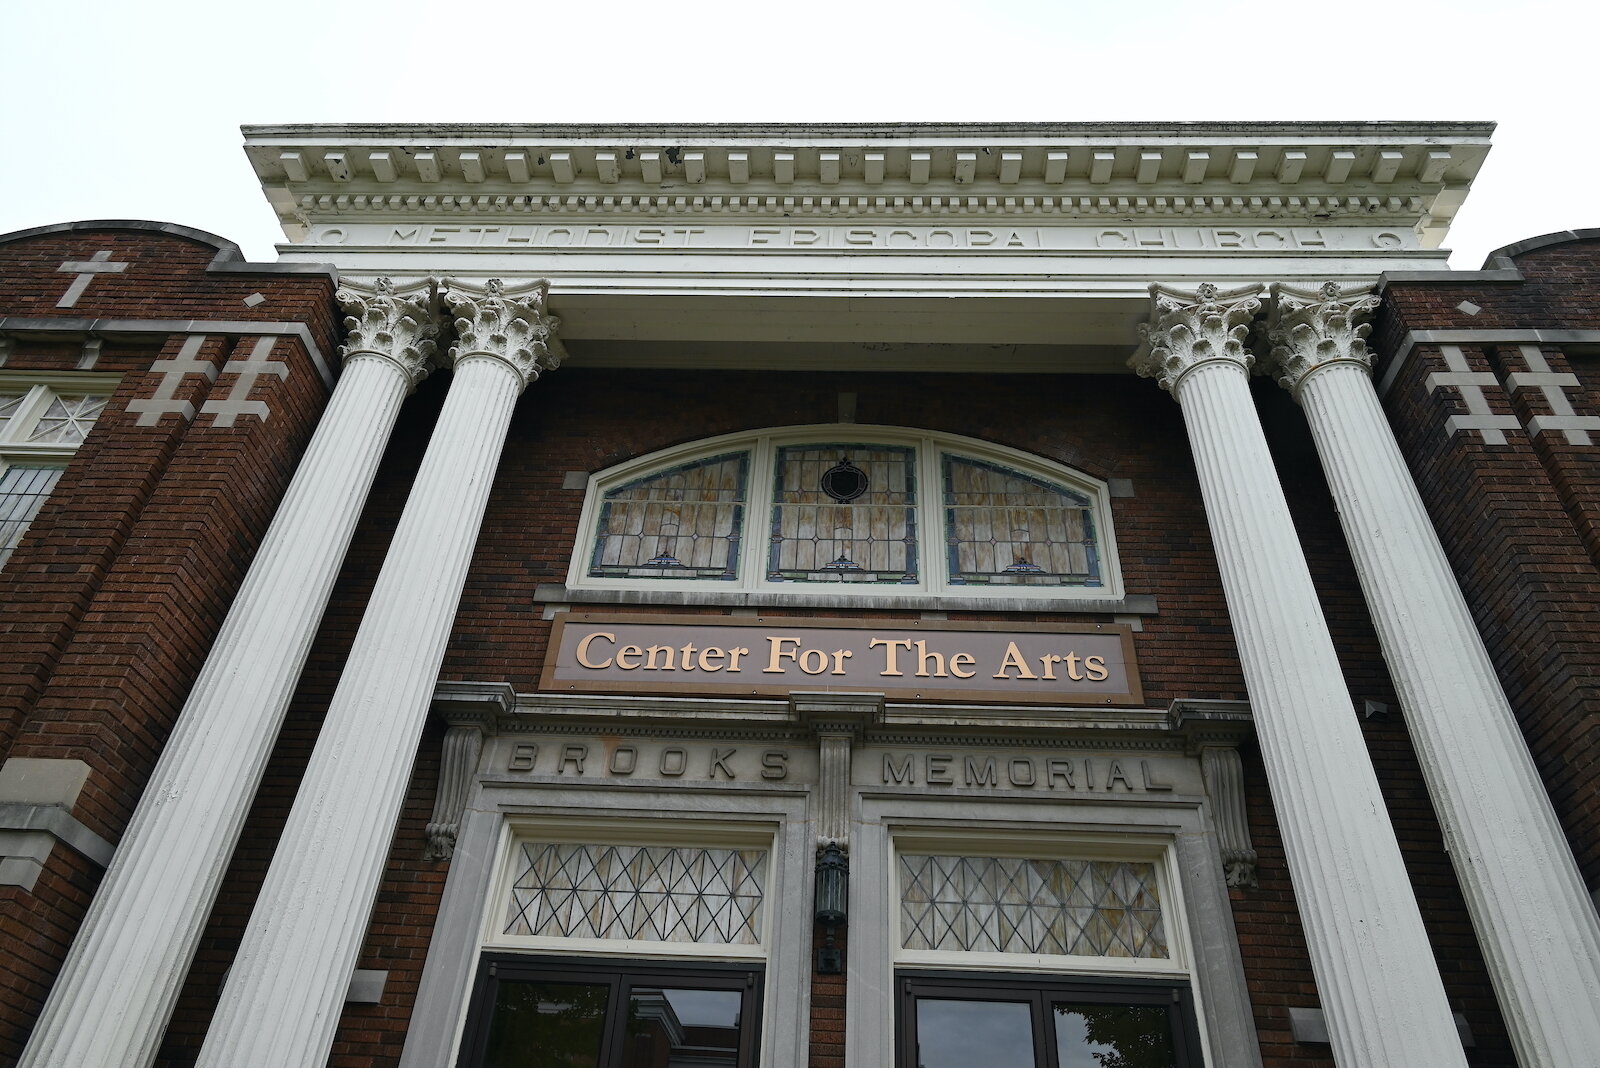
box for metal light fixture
[814,841,848,974]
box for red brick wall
[1378,236,1600,888]
[0,224,338,1062]
[176,366,1510,1067]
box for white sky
[4,0,1593,267]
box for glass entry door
[898,972,1201,1068]
[460,956,762,1068]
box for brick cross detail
[56,250,129,308]
[1426,345,1521,444]
[1504,345,1600,445]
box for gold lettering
[765,636,801,673]
[615,644,643,670]
[575,631,616,669]
[679,643,698,669]
[993,641,1039,680]
[698,646,726,671]
[1063,652,1083,681]
[871,637,913,676]
[1038,653,1061,680]
[728,646,749,671]
[830,648,853,675]
[645,644,677,670]
[914,639,947,678]
[949,652,976,678]
[798,648,828,675]
[1084,655,1109,681]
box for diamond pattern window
[0,375,117,570]
[503,842,767,948]
[572,428,1121,601]
[898,854,1167,960]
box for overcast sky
[4,0,1592,267]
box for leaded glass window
[589,453,748,581]
[944,456,1100,587]
[0,466,64,568]
[503,843,767,947]
[899,854,1167,959]
[769,444,916,584]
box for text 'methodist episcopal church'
[1,122,1599,1068]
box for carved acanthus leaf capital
[1130,282,1266,393]
[442,277,565,389]
[1264,281,1380,394]
[336,276,441,386]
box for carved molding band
[336,276,440,387]
[1130,282,1265,393]
[1264,281,1381,396]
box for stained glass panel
[504,843,767,947]
[899,854,1167,959]
[769,444,916,584]
[944,456,1100,587]
[590,453,748,581]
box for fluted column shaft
[197,278,556,1068]
[1175,357,1466,1066]
[19,350,421,1068]
[1289,352,1600,1067]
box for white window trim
[567,423,1125,603]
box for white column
[1132,283,1467,1068]
[196,278,561,1068]
[18,279,440,1068]
[1265,282,1600,1068]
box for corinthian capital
[1264,281,1381,394]
[442,277,565,389]
[1130,283,1266,393]
[336,276,441,387]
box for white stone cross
[202,336,290,427]
[126,335,218,425]
[1426,344,1521,444]
[56,250,129,308]
[1505,344,1600,445]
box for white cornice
[243,122,1491,248]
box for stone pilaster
[195,279,560,1068]
[1132,282,1467,1068]
[1266,281,1600,1068]
[17,278,438,1068]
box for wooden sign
[541,613,1142,706]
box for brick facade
[9,219,1594,1068]
[0,222,339,1062]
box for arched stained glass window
[588,451,749,580]
[769,444,917,584]
[942,456,1100,587]
[573,427,1122,601]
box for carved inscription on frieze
[310,223,1412,252]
